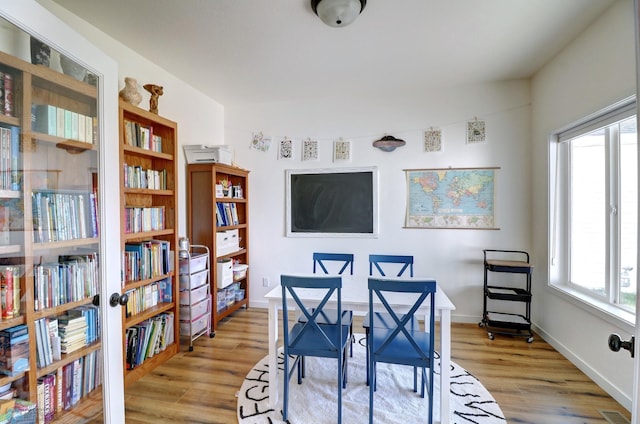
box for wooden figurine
[143,83,164,114]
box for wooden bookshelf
[118,100,179,387]
[0,48,103,417]
[186,163,250,332]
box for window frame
[550,96,637,327]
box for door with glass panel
[0,1,124,422]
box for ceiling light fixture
[311,0,367,27]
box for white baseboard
[531,323,632,411]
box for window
[551,97,637,316]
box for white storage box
[183,144,233,165]
[180,313,210,336]
[233,264,248,281]
[179,253,208,274]
[180,297,210,321]
[217,258,233,288]
[180,269,208,290]
[179,284,209,306]
[216,229,240,256]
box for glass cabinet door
[0,2,124,422]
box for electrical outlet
[262,277,270,287]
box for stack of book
[57,311,88,354]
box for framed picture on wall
[333,138,351,162]
[302,138,319,161]
[278,137,294,160]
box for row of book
[0,125,20,191]
[31,104,96,144]
[0,266,21,319]
[36,350,102,423]
[0,72,15,118]
[34,253,99,311]
[216,202,239,227]
[123,163,168,190]
[124,206,165,234]
[123,120,163,153]
[35,306,99,370]
[124,278,172,318]
[125,312,174,370]
[31,190,99,244]
[123,240,171,282]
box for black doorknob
[109,292,129,308]
[608,333,635,358]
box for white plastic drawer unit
[180,296,210,321]
[180,269,208,291]
[179,253,208,275]
[179,284,209,306]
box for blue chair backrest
[368,277,436,361]
[281,274,343,350]
[369,254,413,277]
[313,252,354,275]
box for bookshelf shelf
[187,163,250,332]
[119,99,179,385]
[0,47,103,417]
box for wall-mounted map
[405,167,498,229]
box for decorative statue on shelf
[143,83,164,114]
[119,77,142,106]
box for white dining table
[264,275,456,424]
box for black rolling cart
[479,249,534,343]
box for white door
[633,1,640,423]
[0,1,125,422]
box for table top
[264,274,455,311]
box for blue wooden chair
[363,254,415,384]
[313,252,354,275]
[281,274,350,423]
[369,254,413,277]
[367,277,436,424]
[299,252,355,356]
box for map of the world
[405,168,497,229]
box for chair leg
[338,350,343,423]
[369,359,374,424]
[365,328,370,386]
[283,353,290,421]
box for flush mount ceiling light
[311,0,367,27]
[372,135,406,152]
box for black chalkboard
[286,168,378,237]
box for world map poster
[405,167,498,229]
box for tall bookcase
[118,100,179,386]
[186,163,249,332]
[0,49,103,418]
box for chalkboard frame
[285,166,379,238]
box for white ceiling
[50,0,616,107]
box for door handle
[109,292,129,308]
[608,333,635,358]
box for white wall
[226,80,532,321]
[531,0,636,409]
[36,0,225,239]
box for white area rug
[237,335,505,424]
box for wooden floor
[119,307,631,424]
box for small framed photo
[466,119,486,144]
[423,128,442,152]
[279,137,294,160]
[302,138,319,161]
[333,138,351,162]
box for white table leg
[268,299,279,408]
[439,309,451,424]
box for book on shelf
[0,324,29,376]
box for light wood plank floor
[121,308,630,423]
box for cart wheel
[478,321,484,328]
[189,346,194,352]
[488,332,494,340]
[209,332,215,338]
[527,336,534,343]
